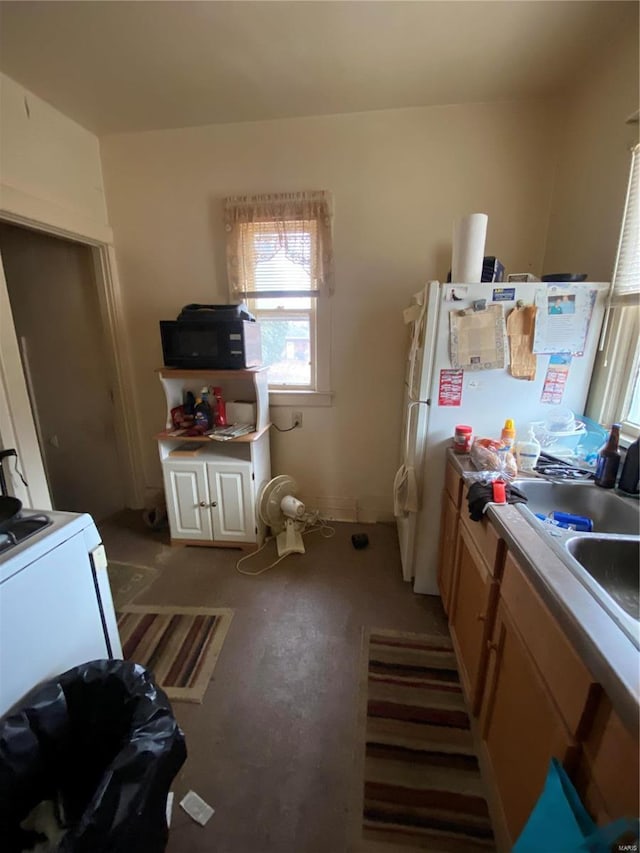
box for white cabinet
[163,461,213,542]
[157,367,271,549]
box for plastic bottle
[213,387,227,427]
[194,393,213,430]
[515,424,541,472]
[618,437,639,495]
[594,424,621,489]
[501,418,516,450]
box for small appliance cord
[235,515,335,576]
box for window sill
[269,390,333,407]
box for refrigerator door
[410,281,609,595]
[396,282,441,580]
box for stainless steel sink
[512,479,639,536]
[566,535,639,622]
[513,478,640,647]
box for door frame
[0,208,144,510]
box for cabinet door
[480,601,579,846]
[437,490,459,615]
[207,461,255,543]
[163,461,212,541]
[449,522,497,714]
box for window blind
[612,143,640,298]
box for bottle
[515,424,541,472]
[213,387,227,427]
[501,418,516,450]
[194,393,213,430]
[594,424,621,489]
[618,437,639,495]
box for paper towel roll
[452,213,488,283]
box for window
[224,191,333,403]
[587,144,640,440]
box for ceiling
[0,1,636,136]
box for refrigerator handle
[403,398,430,463]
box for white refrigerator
[396,279,609,595]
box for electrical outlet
[292,411,303,428]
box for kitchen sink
[566,536,639,623]
[513,478,640,647]
[512,479,639,536]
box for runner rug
[117,605,233,704]
[359,629,495,851]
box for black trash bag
[0,659,187,853]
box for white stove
[0,509,123,717]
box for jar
[453,424,473,454]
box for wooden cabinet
[449,521,499,715]
[437,491,459,613]
[480,596,582,845]
[157,367,271,548]
[440,455,639,848]
[437,460,464,613]
[573,694,640,825]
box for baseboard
[299,495,358,522]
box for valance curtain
[224,191,334,298]
[611,143,640,299]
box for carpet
[116,605,233,703]
[359,629,495,851]
[107,561,159,608]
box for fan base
[276,518,305,557]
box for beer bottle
[594,424,621,489]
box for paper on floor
[179,790,215,826]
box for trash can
[0,659,187,853]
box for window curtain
[611,143,640,300]
[224,191,334,298]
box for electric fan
[258,475,306,557]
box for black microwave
[160,319,262,369]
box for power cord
[235,513,335,576]
[272,424,298,433]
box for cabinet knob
[199,501,207,507]
[210,501,217,507]
[487,641,499,653]
[476,612,486,622]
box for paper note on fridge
[449,304,506,371]
[532,286,594,355]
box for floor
[99,511,448,853]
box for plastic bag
[469,437,517,480]
[513,758,639,853]
[0,659,187,853]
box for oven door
[0,529,116,716]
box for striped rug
[359,629,495,851]
[117,604,233,704]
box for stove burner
[534,453,594,481]
[0,513,53,555]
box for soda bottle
[594,424,621,489]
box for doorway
[0,222,125,521]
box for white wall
[0,72,109,238]
[101,98,562,515]
[543,21,639,279]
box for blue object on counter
[551,511,594,532]
[535,513,574,530]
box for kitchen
[0,2,638,851]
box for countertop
[447,449,640,736]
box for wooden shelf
[155,423,271,444]
[156,366,268,379]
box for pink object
[213,387,227,427]
[492,480,507,504]
[453,424,473,453]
